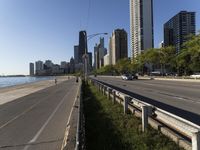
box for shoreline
[0,76,54,89]
[0,76,72,105]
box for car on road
[190,73,200,79]
[121,74,138,80]
[121,74,132,80]
[132,73,138,79]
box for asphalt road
[0,79,79,150]
[92,76,200,124]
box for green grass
[83,81,183,150]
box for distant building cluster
[73,29,128,71]
[29,58,75,76]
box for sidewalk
[0,76,72,105]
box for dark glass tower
[164,11,196,53]
[78,31,88,63]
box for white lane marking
[60,82,80,150]
[0,99,45,130]
[23,86,75,150]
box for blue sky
[0,0,199,75]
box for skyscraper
[88,52,92,70]
[74,45,79,64]
[109,37,113,65]
[93,38,107,69]
[29,63,34,76]
[78,31,88,63]
[130,0,154,59]
[110,29,128,65]
[94,44,99,69]
[35,61,44,75]
[164,11,196,53]
[44,60,53,69]
[70,57,75,73]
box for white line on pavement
[23,85,76,150]
[60,82,80,150]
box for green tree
[115,58,131,74]
[176,33,200,75]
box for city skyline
[0,0,200,75]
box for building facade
[87,52,92,70]
[74,45,79,64]
[130,0,154,59]
[108,37,113,65]
[94,44,99,70]
[104,54,110,66]
[29,63,34,76]
[35,61,44,75]
[164,11,196,53]
[78,31,88,63]
[93,38,107,69]
[110,29,128,65]
[44,60,53,69]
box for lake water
[0,76,53,88]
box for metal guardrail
[89,78,200,150]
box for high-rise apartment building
[74,45,79,64]
[108,37,113,65]
[110,29,128,65]
[60,61,67,69]
[70,57,75,73]
[88,52,92,70]
[44,60,53,69]
[29,63,34,76]
[35,61,44,75]
[104,54,110,66]
[78,31,87,63]
[130,0,154,59]
[93,38,107,69]
[164,11,196,53]
[94,44,99,70]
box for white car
[190,73,200,79]
[121,74,132,80]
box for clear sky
[0,0,200,75]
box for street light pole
[83,32,108,81]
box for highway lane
[93,76,200,124]
[0,79,79,150]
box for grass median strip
[83,82,183,150]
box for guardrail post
[192,131,200,150]
[112,90,116,104]
[98,83,100,92]
[103,86,107,96]
[107,88,109,99]
[141,106,153,132]
[108,88,112,100]
[142,106,148,132]
[101,85,104,94]
[99,84,102,93]
[124,96,129,114]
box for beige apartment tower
[110,29,128,65]
[130,0,154,59]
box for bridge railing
[89,78,200,150]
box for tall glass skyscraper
[130,0,154,59]
[164,11,196,53]
[78,31,88,63]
